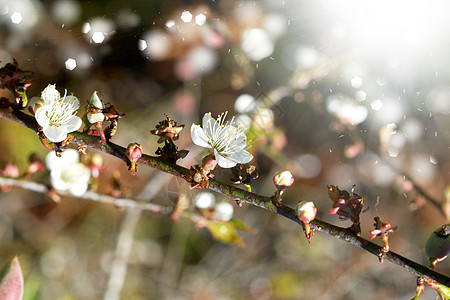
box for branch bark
[1,107,449,288]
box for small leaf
[229,218,257,233]
[426,279,450,300]
[205,220,245,247]
[0,256,24,300]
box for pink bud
[295,201,317,223]
[273,170,294,190]
[126,143,142,175]
[0,256,24,300]
[2,164,19,178]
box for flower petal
[214,149,237,168]
[34,106,50,127]
[43,125,68,143]
[227,149,253,164]
[190,123,211,148]
[45,148,80,170]
[202,113,219,139]
[87,113,105,124]
[69,183,88,196]
[41,84,60,104]
[63,115,82,133]
[64,95,80,109]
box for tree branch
[1,107,449,288]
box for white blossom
[190,112,253,168]
[46,149,90,196]
[214,202,234,221]
[35,85,82,143]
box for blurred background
[0,0,449,299]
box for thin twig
[0,177,171,214]
[1,107,449,287]
[103,172,173,300]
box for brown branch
[1,107,449,288]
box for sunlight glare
[325,0,450,60]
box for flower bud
[295,201,317,244]
[86,92,106,141]
[273,170,294,190]
[295,201,317,223]
[126,143,142,175]
[89,91,103,109]
[2,163,19,178]
[425,224,449,268]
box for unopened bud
[126,143,142,175]
[2,163,19,178]
[89,91,103,109]
[295,201,317,223]
[87,92,105,124]
[273,170,294,190]
[295,201,317,244]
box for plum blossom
[46,149,90,196]
[190,112,253,168]
[35,85,82,143]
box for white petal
[43,125,68,143]
[228,150,253,164]
[89,91,103,109]
[202,113,215,129]
[214,149,237,168]
[87,112,105,124]
[45,148,80,170]
[34,106,50,127]
[50,175,68,191]
[63,116,82,133]
[202,113,218,139]
[64,95,80,109]
[69,183,88,196]
[41,84,60,104]
[190,123,211,148]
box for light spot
[51,0,81,25]
[138,39,147,51]
[65,58,77,70]
[241,28,274,61]
[165,20,175,28]
[234,94,256,114]
[371,99,383,111]
[351,77,362,88]
[92,32,105,43]
[195,13,206,25]
[82,22,91,34]
[194,192,216,209]
[181,11,192,23]
[355,90,366,101]
[11,12,22,24]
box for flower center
[45,91,78,127]
[209,112,248,155]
